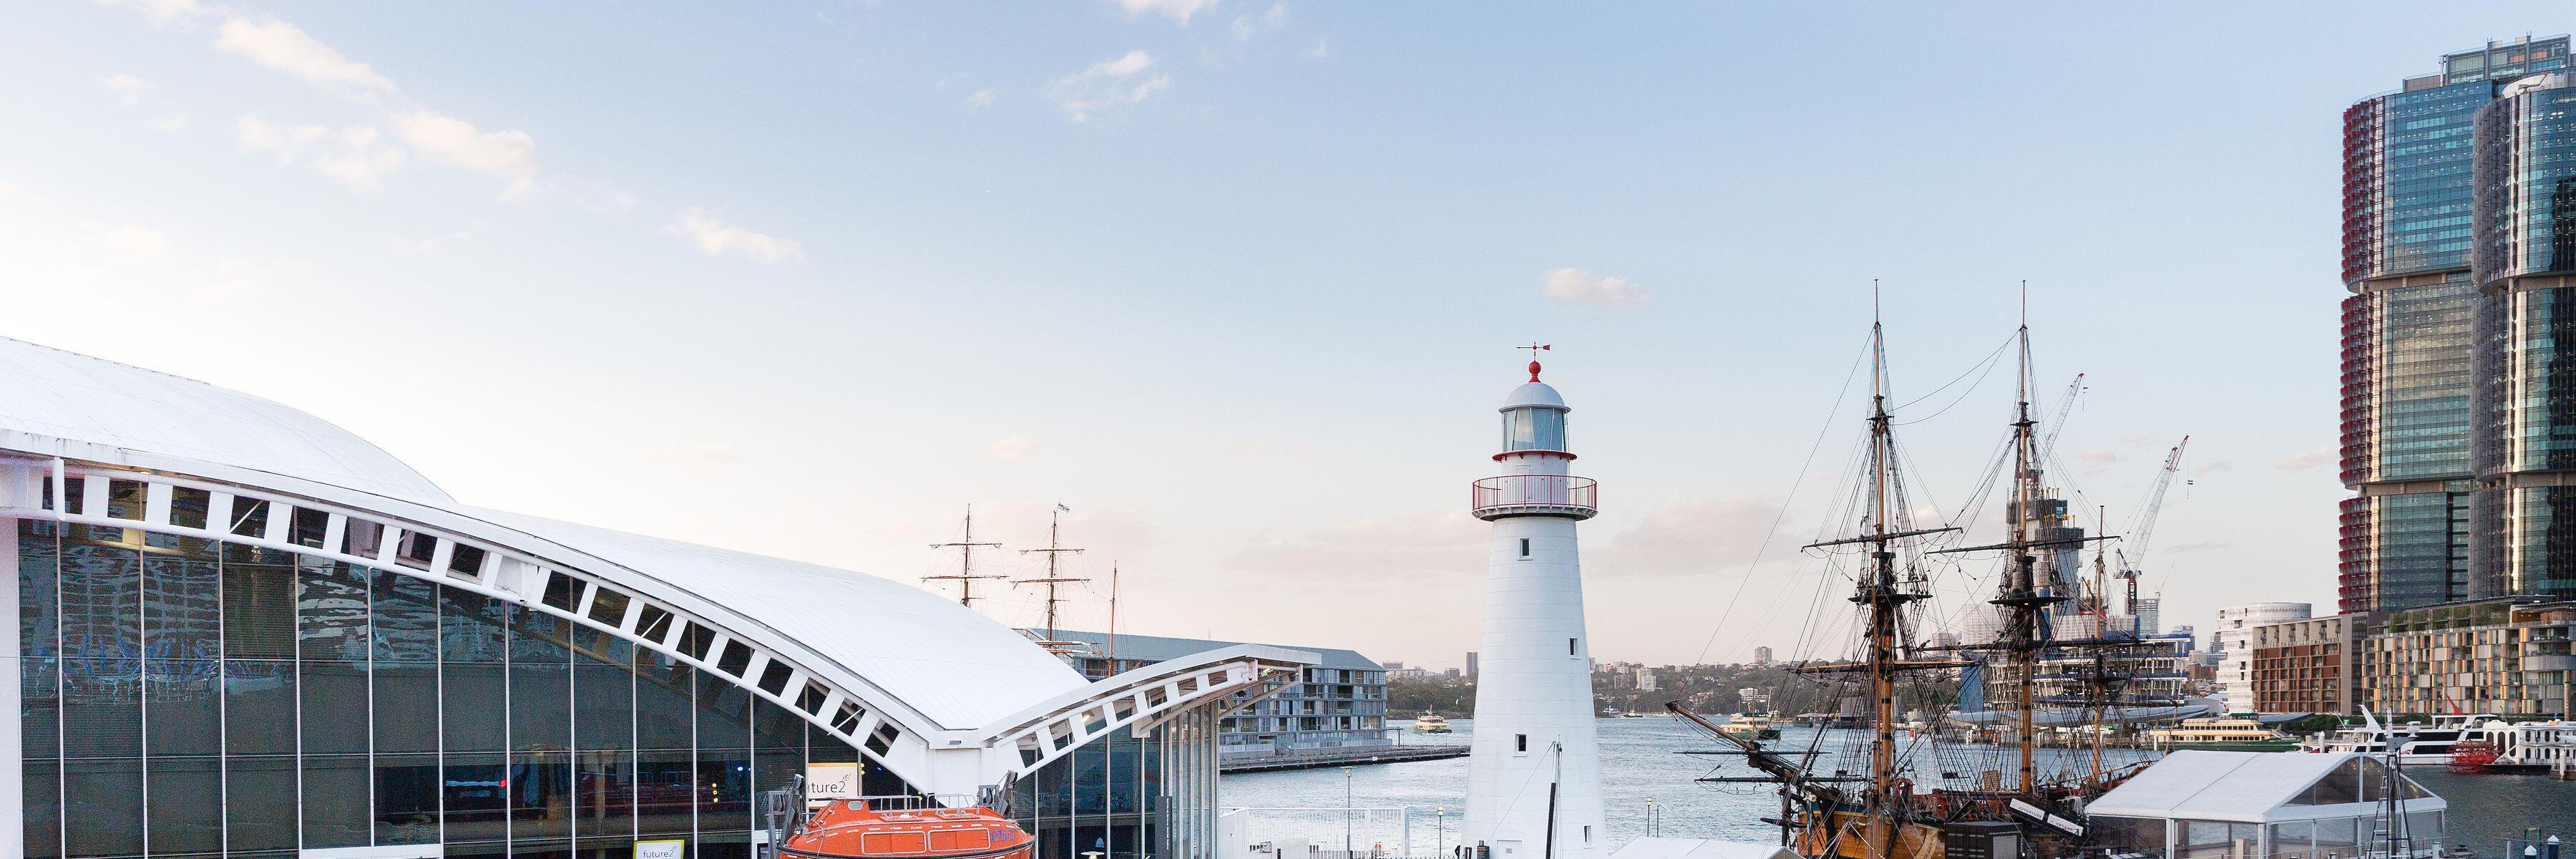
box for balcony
[1470,474,1598,520]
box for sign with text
[635,840,687,859]
[809,762,861,800]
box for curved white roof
[0,336,449,501]
[0,335,1083,731]
[466,508,1085,729]
[1502,381,1567,410]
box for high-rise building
[2473,68,2576,600]
[2216,603,2312,712]
[1751,646,1772,666]
[2341,36,2574,613]
[1466,651,1479,678]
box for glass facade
[15,519,904,859]
[2474,80,2576,282]
[2471,76,2576,601]
[2338,490,2471,613]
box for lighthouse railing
[1468,475,1597,516]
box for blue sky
[1,1,2564,668]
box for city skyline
[6,2,2574,669]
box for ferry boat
[781,800,1033,859]
[2301,711,2507,765]
[2143,717,2296,751]
[2483,719,2576,771]
[1412,712,1452,733]
[1720,714,1782,741]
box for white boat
[1412,712,1452,733]
[2484,719,2576,770]
[2300,709,2507,765]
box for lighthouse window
[1502,408,1568,452]
[1569,638,1578,656]
[1520,538,1531,558]
[1516,734,1527,752]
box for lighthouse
[1465,349,1604,859]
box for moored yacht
[2301,711,2507,765]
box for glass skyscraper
[2340,36,2572,613]
[2472,69,2576,600]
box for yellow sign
[635,838,688,859]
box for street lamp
[1437,807,1447,859]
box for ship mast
[924,505,1007,607]
[1015,506,1088,646]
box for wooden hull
[1793,812,1943,859]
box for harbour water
[1219,718,2576,857]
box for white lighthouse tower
[1465,349,1604,859]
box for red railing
[1470,474,1598,518]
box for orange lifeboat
[783,801,1035,859]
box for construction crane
[2114,436,2190,628]
[2036,374,2087,464]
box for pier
[1222,745,1470,773]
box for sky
[0,1,2565,670]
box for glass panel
[716,639,753,676]
[755,695,804,750]
[299,560,371,661]
[515,841,575,859]
[637,651,694,750]
[575,749,638,843]
[2267,820,2314,859]
[23,656,58,759]
[225,755,298,852]
[699,747,753,833]
[21,520,59,659]
[372,568,437,662]
[226,497,269,538]
[443,752,509,843]
[575,650,635,751]
[513,658,573,752]
[698,673,752,749]
[542,573,583,612]
[63,756,142,858]
[300,659,370,755]
[376,753,442,844]
[396,531,436,569]
[220,543,296,659]
[146,755,223,853]
[587,587,631,626]
[169,486,212,530]
[145,658,220,757]
[104,479,147,520]
[514,602,572,663]
[374,662,440,753]
[2308,759,2363,805]
[342,518,384,558]
[635,749,697,837]
[449,543,488,576]
[290,507,330,548]
[59,538,139,661]
[2314,817,2358,855]
[144,537,221,665]
[679,621,716,659]
[220,658,297,756]
[441,585,508,663]
[25,758,59,859]
[701,831,753,859]
[62,657,141,758]
[303,754,372,848]
[514,749,575,840]
[633,603,674,642]
[444,662,507,753]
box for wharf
[1221,744,1470,773]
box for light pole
[1646,797,1656,838]
[1344,767,1355,855]
[1437,807,1447,859]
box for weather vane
[1520,342,1551,382]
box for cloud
[148,115,189,133]
[1044,51,1170,122]
[1225,511,1485,585]
[965,89,995,109]
[214,18,397,96]
[101,74,154,105]
[1305,37,1330,60]
[96,225,170,260]
[1108,0,1218,24]
[1594,497,1788,580]
[391,220,482,256]
[389,110,537,198]
[985,437,1038,461]
[662,208,804,264]
[1231,3,1287,40]
[2076,450,2118,466]
[1543,267,1652,309]
[2275,447,2335,472]
[2195,460,2233,476]
[97,0,211,28]
[235,117,404,191]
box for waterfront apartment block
[2216,603,2311,713]
[1042,630,1390,759]
[2341,36,2576,615]
[2355,598,2576,715]
[2249,615,2359,715]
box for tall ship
[1668,297,2205,858]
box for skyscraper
[2473,67,2576,598]
[2340,36,2573,613]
